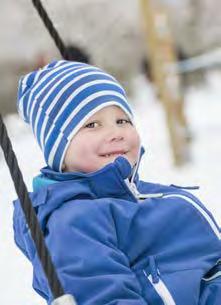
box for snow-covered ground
[0,71,221,304]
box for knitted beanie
[17,60,133,172]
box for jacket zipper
[143,269,176,305]
[124,180,163,200]
[124,146,163,200]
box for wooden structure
[139,0,190,165]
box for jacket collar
[32,147,145,205]
[30,147,157,231]
[41,146,144,181]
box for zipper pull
[149,256,160,284]
[138,193,164,199]
[130,181,164,199]
[130,182,140,198]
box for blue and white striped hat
[17,60,133,172]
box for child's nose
[110,134,124,142]
[107,127,124,142]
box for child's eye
[117,119,132,125]
[84,122,99,129]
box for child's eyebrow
[86,120,99,124]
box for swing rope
[32,0,70,60]
[0,0,80,303]
[0,115,64,299]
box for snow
[0,71,221,304]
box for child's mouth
[101,151,127,158]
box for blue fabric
[17,60,133,171]
[199,264,221,305]
[13,156,221,305]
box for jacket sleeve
[13,198,53,300]
[15,198,148,305]
[199,261,221,305]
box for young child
[13,60,221,305]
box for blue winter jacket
[13,154,221,305]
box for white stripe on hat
[44,87,128,146]
[48,131,64,169]
[60,86,129,133]
[21,73,31,91]
[26,69,44,115]
[31,66,100,140]
[22,62,73,117]
[43,80,125,139]
[39,70,114,148]
[29,64,86,127]
[30,65,98,121]
[32,68,43,86]
[18,72,34,121]
[47,72,116,114]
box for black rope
[32,0,71,60]
[0,114,64,299]
[1,0,84,300]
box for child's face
[63,105,141,173]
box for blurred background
[0,0,221,304]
